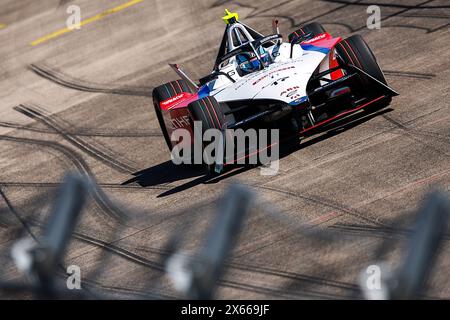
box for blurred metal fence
[0,172,449,300]
[360,191,450,300]
[3,174,88,298]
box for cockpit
[213,12,280,78]
[197,10,286,89]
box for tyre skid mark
[0,181,169,192]
[351,0,441,33]
[229,167,449,257]
[72,230,358,299]
[330,223,450,241]
[29,64,152,97]
[249,165,450,228]
[73,232,165,272]
[383,115,450,158]
[80,279,176,300]
[14,104,138,174]
[234,109,450,250]
[0,135,128,223]
[0,121,162,138]
[323,0,450,10]
[266,107,449,193]
[272,0,447,33]
[384,70,436,80]
[25,218,174,300]
[0,188,14,228]
[0,187,37,237]
[248,183,390,227]
[74,233,322,299]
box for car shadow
[294,107,394,150]
[121,162,206,187]
[122,107,393,197]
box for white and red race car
[152,10,398,173]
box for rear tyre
[289,22,326,43]
[188,96,235,174]
[335,35,391,106]
[152,80,192,151]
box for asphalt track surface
[0,0,449,299]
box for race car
[152,9,398,174]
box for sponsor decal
[281,86,304,101]
[160,93,190,109]
[287,91,298,98]
[268,76,289,88]
[252,66,295,86]
[280,86,300,97]
[289,93,303,100]
[302,33,328,44]
[291,96,308,105]
[170,115,191,130]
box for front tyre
[289,22,326,43]
[152,80,192,151]
[335,35,391,107]
[188,96,235,174]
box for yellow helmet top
[222,9,239,25]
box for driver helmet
[236,46,271,74]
